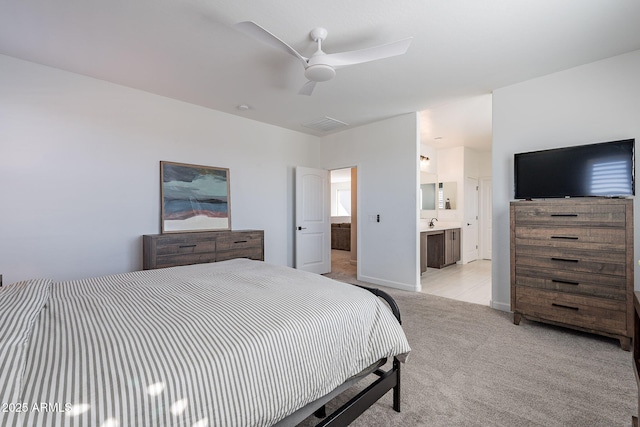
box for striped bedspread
[0,259,410,427]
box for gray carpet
[300,278,636,426]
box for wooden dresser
[510,198,633,350]
[143,230,264,270]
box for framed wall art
[160,161,231,233]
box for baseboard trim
[357,274,418,292]
[491,300,511,312]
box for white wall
[320,113,421,291]
[419,143,438,175]
[436,146,464,223]
[492,49,640,311]
[0,55,320,284]
[431,146,491,220]
[477,150,492,178]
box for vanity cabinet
[420,232,427,274]
[421,228,461,271]
[444,229,461,266]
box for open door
[479,177,492,260]
[464,176,479,262]
[295,166,331,274]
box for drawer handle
[550,257,579,263]
[552,279,579,286]
[234,240,248,244]
[552,303,579,311]
[550,214,578,217]
[551,236,579,240]
[179,244,197,248]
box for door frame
[329,165,360,276]
[463,176,479,263]
[479,176,492,260]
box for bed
[0,258,410,427]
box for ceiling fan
[234,21,413,96]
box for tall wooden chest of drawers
[143,230,264,270]
[510,199,633,350]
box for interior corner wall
[319,113,421,291]
[0,54,321,284]
[492,49,640,312]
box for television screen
[514,139,635,199]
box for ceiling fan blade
[298,81,317,96]
[321,37,413,68]
[233,21,308,67]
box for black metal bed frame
[310,285,403,427]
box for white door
[479,177,492,260]
[295,166,331,274]
[464,177,479,263]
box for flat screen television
[514,139,635,199]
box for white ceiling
[420,94,493,151]
[2,1,640,150]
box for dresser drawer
[515,245,626,276]
[514,286,627,335]
[515,266,627,300]
[154,237,216,256]
[216,247,263,262]
[216,232,263,251]
[155,253,217,268]
[143,235,217,269]
[513,203,627,227]
[216,232,264,261]
[216,233,264,261]
[514,226,626,252]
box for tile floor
[419,259,492,306]
[330,249,492,306]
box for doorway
[479,177,492,260]
[329,167,357,280]
[464,176,479,263]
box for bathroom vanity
[420,226,461,273]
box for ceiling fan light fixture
[234,21,412,96]
[304,64,336,82]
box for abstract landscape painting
[161,161,230,233]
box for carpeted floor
[300,277,637,426]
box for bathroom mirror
[421,183,436,210]
[439,182,457,210]
[420,173,437,216]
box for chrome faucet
[429,217,438,228]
